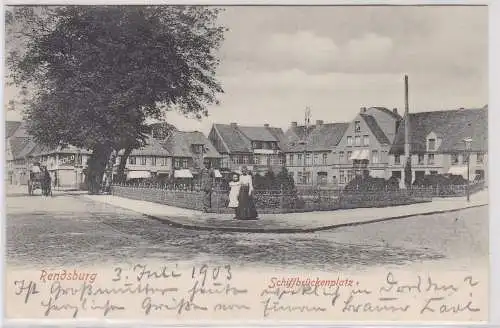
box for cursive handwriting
[261,297,326,317]
[41,295,124,318]
[142,296,208,315]
[379,272,422,293]
[14,280,40,304]
[420,297,480,314]
[342,294,410,313]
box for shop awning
[358,149,370,160]
[174,169,193,178]
[213,169,222,178]
[350,150,361,160]
[127,170,151,180]
[448,166,475,180]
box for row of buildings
[6,105,488,189]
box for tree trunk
[87,144,112,195]
[116,146,133,183]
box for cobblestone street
[6,192,488,271]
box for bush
[344,175,400,192]
[413,174,467,187]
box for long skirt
[236,185,258,219]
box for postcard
[3,4,489,323]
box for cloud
[343,33,393,64]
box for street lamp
[463,137,472,202]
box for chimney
[404,75,410,159]
[360,107,367,113]
[393,108,398,114]
[316,120,324,126]
[230,122,237,127]
[291,121,298,128]
[264,124,269,127]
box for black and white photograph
[3,4,489,323]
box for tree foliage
[7,6,226,192]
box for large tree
[6,6,226,193]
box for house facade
[283,120,349,186]
[389,107,488,184]
[115,130,222,184]
[5,121,92,188]
[332,107,402,186]
[208,123,286,174]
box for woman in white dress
[228,173,241,217]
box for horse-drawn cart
[28,165,52,196]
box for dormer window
[191,144,205,154]
[428,138,436,151]
[355,121,361,133]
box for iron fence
[111,183,442,213]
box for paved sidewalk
[84,189,488,233]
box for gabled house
[284,120,349,186]
[208,123,286,174]
[116,130,222,182]
[5,120,93,188]
[389,107,488,183]
[162,130,222,181]
[333,107,402,185]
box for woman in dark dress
[236,166,258,220]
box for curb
[143,203,488,234]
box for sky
[4,5,488,134]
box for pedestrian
[228,173,241,219]
[43,167,52,196]
[236,166,258,220]
[201,161,214,212]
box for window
[271,142,277,150]
[305,153,312,165]
[322,153,328,165]
[355,121,361,133]
[151,157,157,166]
[242,156,249,164]
[347,151,352,160]
[182,159,188,168]
[339,151,345,162]
[140,156,147,165]
[363,135,370,146]
[430,170,438,175]
[418,154,424,165]
[313,153,319,165]
[160,157,167,166]
[392,171,402,179]
[129,156,136,165]
[254,156,261,165]
[340,170,345,183]
[317,172,328,185]
[174,158,181,168]
[477,152,484,164]
[394,154,401,164]
[428,154,435,165]
[297,154,303,165]
[288,154,294,166]
[304,172,311,184]
[297,172,303,184]
[355,136,361,146]
[347,170,354,182]
[451,153,459,165]
[347,136,353,146]
[428,138,436,151]
[372,150,379,163]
